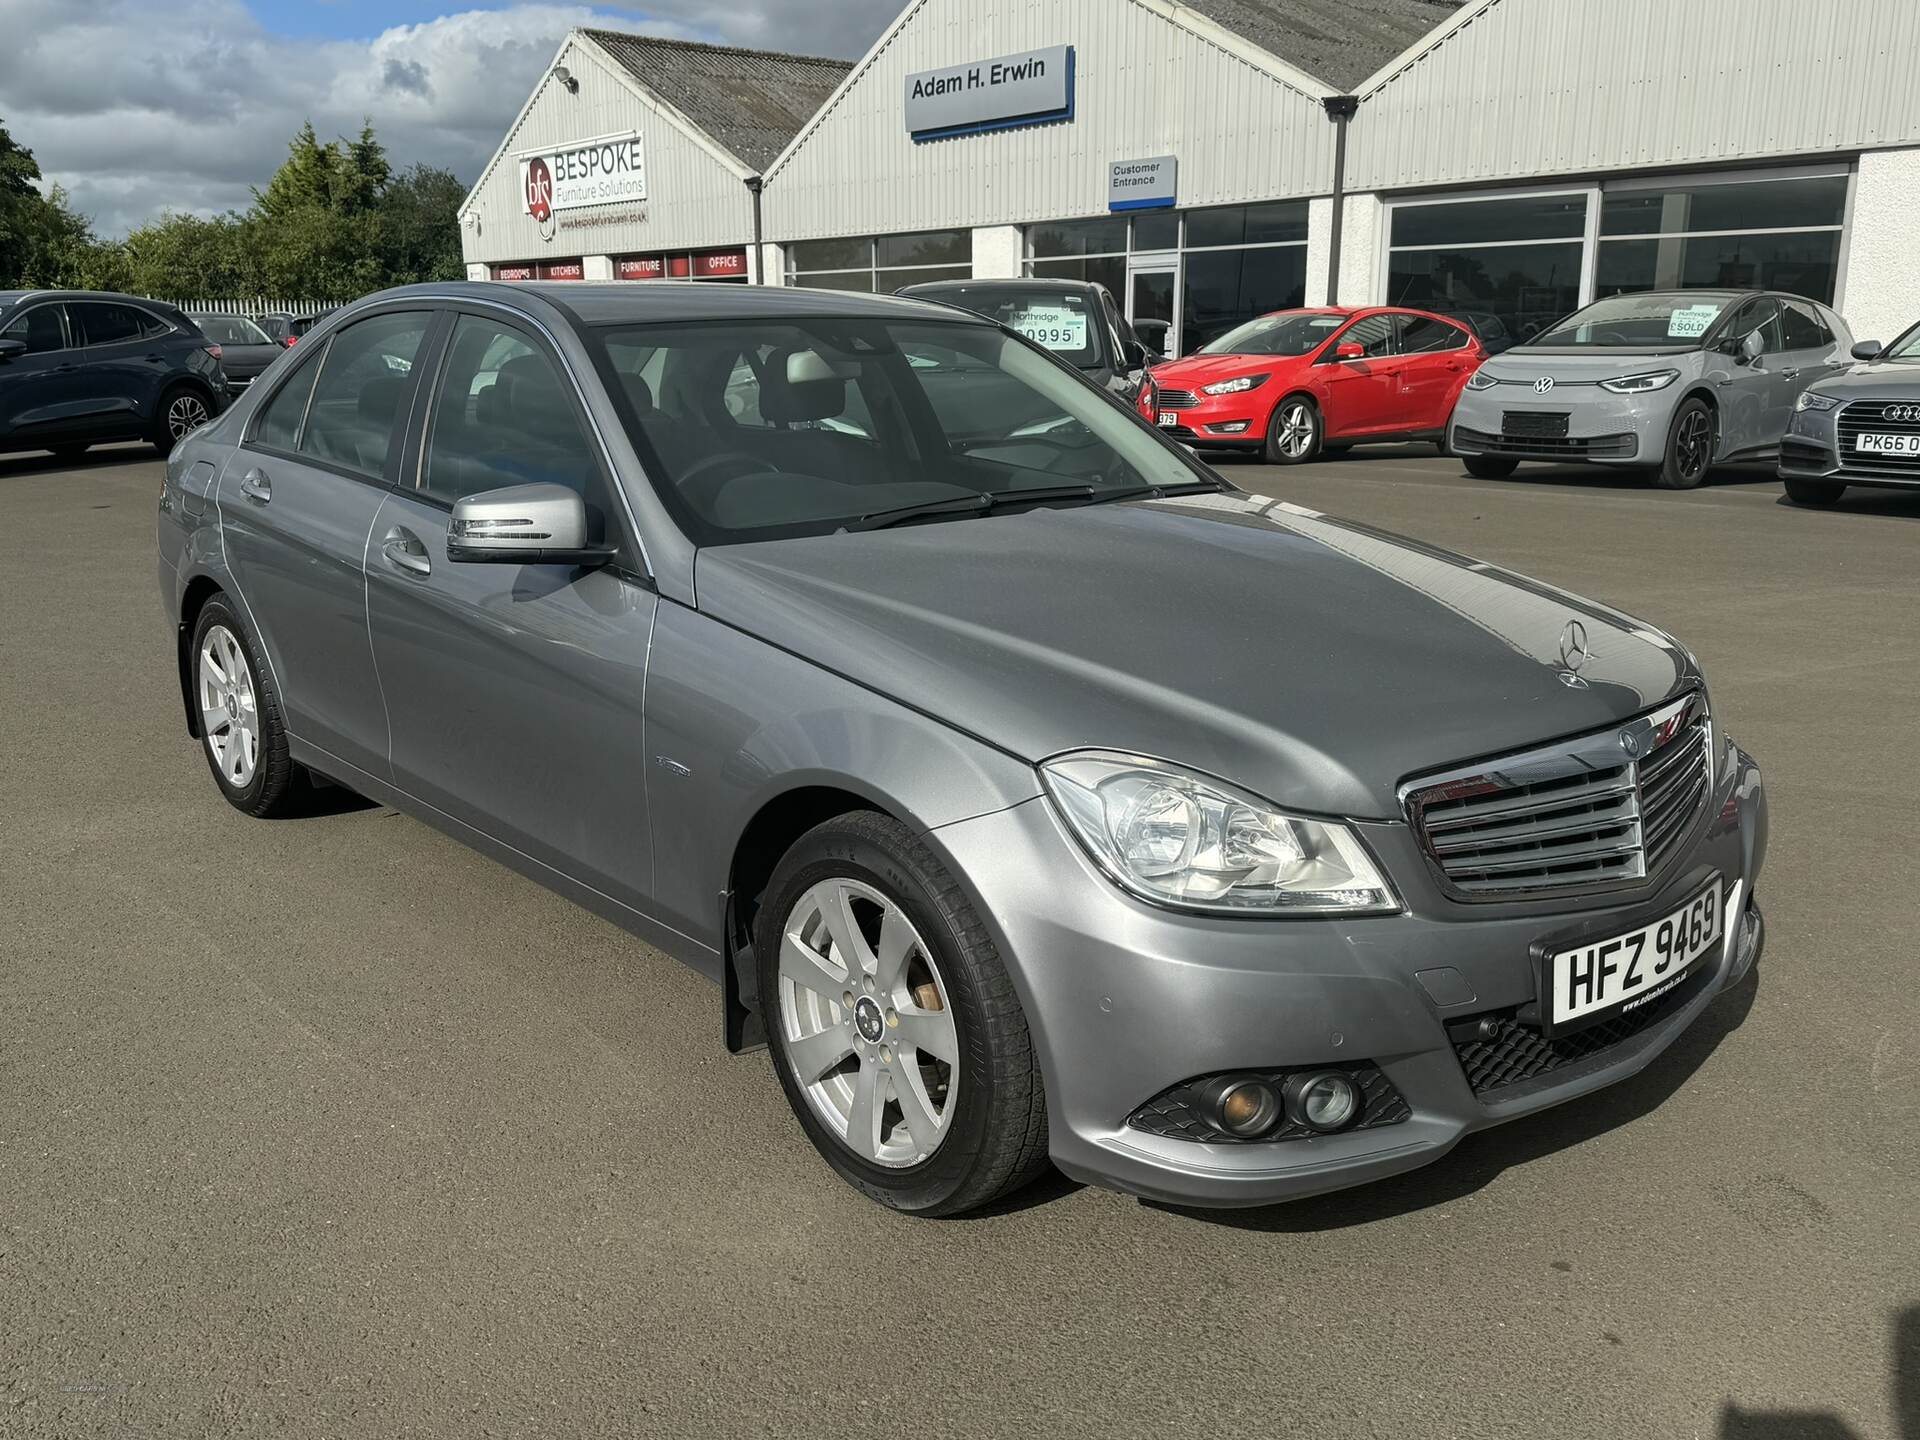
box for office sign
[1109,155,1178,212]
[692,249,749,279]
[905,45,1074,140]
[519,132,647,217]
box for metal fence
[147,297,335,318]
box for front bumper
[1450,385,1674,467]
[926,746,1767,1207]
[1137,392,1267,447]
[1780,412,1920,489]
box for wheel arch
[1675,384,1721,450]
[176,574,227,737]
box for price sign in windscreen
[1010,303,1091,356]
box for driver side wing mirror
[1334,341,1367,360]
[1739,329,1766,364]
[447,483,614,567]
[0,338,26,363]
[1851,340,1884,361]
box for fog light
[1284,1070,1361,1132]
[1206,420,1250,434]
[1195,1075,1281,1137]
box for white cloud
[0,0,904,237]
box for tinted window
[594,318,1215,546]
[298,310,429,478]
[2,304,66,353]
[1387,243,1583,345]
[194,314,273,346]
[1391,194,1588,247]
[1600,175,1848,236]
[1184,201,1310,248]
[73,303,150,347]
[1728,298,1786,354]
[423,315,604,518]
[876,230,969,269]
[1594,232,1841,304]
[1028,254,1126,300]
[1780,302,1828,350]
[1331,314,1394,359]
[1533,292,1735,348]
[1201,312,1346,357]
[253,342,326,451]
[788,237,872,271]
[1181,246,1306,353]
[1027,216,1129,258]
[1396,314,1470,353]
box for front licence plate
[1855,432,1920,455]
[1548,879,1721,1029]
[1157,412,1179,427]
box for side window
[72,303,144,347]
[298,310,430,479]
[1329,313,1394,359]
[252,340,328,452]
[422,314,607,521]
[1781,302,1827,351]
[1731,298,1786,354]
[2,304,67,354]
[1395,314,1469,354]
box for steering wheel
[677,450,784,513]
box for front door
[218,308,435,777]
[0,302,81,444]
[1314,313,1402,437]
[365,309,657,911]
[1128,263,1178,360]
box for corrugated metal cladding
[1349,0,1920,192]
[464,35,754,264]
[764,0,1337,243]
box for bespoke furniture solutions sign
[905,45,1074,140]
[520,132,647,220]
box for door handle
[239,467,271,503]
[52,363,76,374]
[1780,367,1798,380]
[381,527,431,577]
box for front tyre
[1462,455,1519,479]
[1783,476,1846,506]
[757,812,1049,1216]
[191,598,297,817]
[1263,395,1322,465]
[1655,397,1715,489]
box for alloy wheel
[777,877,959,1168]
[197,624,260,789]
[1674,408,1711,480]
[1276,401,1316,458]
[168,392,210,440]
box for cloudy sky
[0,0,904,237]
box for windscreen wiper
[1084,479,1226,505]
[850,485,1097,531]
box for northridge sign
[904,45,1074,140]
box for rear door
[0,303,78,445]
[1391,312,1478,432]
[1777,300,1846,411]
[1313,313,1400,437]
[364,307,658,909]
[217,307,436,778]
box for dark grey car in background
[1779,320,1920,505]
[898,275,1155,402]
[191,313,288,397]
[157,282,1768,1215]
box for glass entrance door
[1128,264,1178,359]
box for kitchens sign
[905,45,1074,140]
[519,132,647,221]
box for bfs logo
[525,157,554,224]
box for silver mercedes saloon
[157,282,1768,1215]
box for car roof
[899,277,1103,294]
[373,280,989,329]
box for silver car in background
[1451,290,1851,489]
[1779,320,1920,505]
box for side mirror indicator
[447,482,613,567]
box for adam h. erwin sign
[519,131,647,220]
[904,45,1074,141]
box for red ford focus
[1137,307,1488,465]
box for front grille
[1151,387,1201,410]
[1404,691,1712,901]
[1127,1063,1410,1145]
[1455,426,1637,459]
[1503,410,1570,439]
[1834,400,1920,478]
[1453,965,1713,1098]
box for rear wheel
[1655,398,1715,489]
[152,386,211,453]
[191,598,297,817]
[1462,455,1519,479]
[1784,476,1846,506]
[1263,395,1322,465]
[757,812,1049,1216]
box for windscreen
[1200,312,1347,357]
[593,317,1214,546]
[911,285,1104,367]
[1532,294,1729,348]
[195,314,272,345]
[1884,324,1920,361]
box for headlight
[1599,369,1680,394]
[1464,368,1498,391]
[1200,374,1269,396]
[1795,389,1841,412]
[1040,752,1399,915]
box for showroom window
[1385,191,1589,346]
[1594,172,1848,303]
[1026,202,1308,355]
[787,230,972,293]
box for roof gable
[1179,0,1467,92]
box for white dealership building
[462,0,1920,353]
